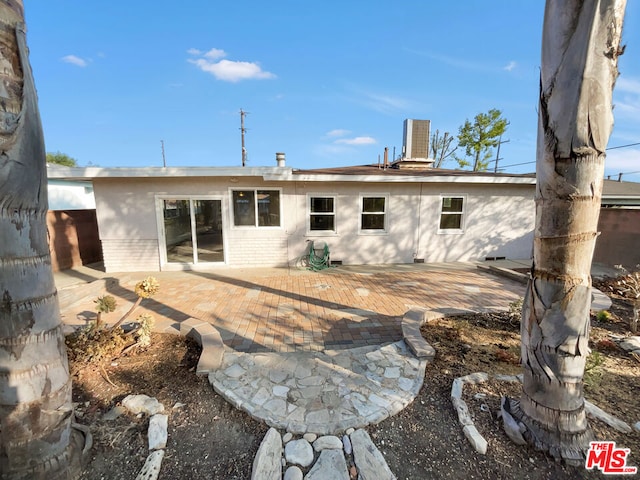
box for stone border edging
[450,372,633,455]
[401,308,439,360]
[476,264,529,284]
[176,317,225,375]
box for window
[309,196,336,232]
[439,196,465,232]
[360,195,388,233]
[232,189,281,227]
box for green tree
[0,2,84,478]
[46,151,77,166]
[455,109,508,171]
[503,0,626,465]
[430,129,457,168]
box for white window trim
[437,194,466,235]
[306,193,338,236]
[228,187,283,229]
[358,193,389,235]
[155,194,227,269]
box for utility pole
[240,109,248,167]
[493,136,510,173]
[160,140,166,167]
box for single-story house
[46,158,640,273]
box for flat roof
[46,164,640,195]
[46,164,537,185]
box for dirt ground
[70,295,639,479]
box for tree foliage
[46,151,77,166]
[430,129,457,168]
[455,109,508,171]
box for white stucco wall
[93,176,295,272]
[92,176,535,272]
[288,182,534,265]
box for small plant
[134,314,155,348]
[494,348,519,364]
[584,351,605,387]
[594,338,618,353]
[109,276,159,331]
[94,295,117,327]
[596,310,612,322]
[67,277,160,369]
[508,297,524,321]
[135,276,160,299]
[66,322,127,368]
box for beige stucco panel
[417,184,535,263]
[290,182,534,265]
[92,176,535,271]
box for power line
[606,142,640,150]
[498,160,535,169]
[498,141,640,171]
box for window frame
[229,187,283,229]
[437,194,466,234]
[154,194,227,268]
[358,193,389,235]
[307,193,338,236]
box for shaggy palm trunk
[506,0,626,465]
[0,2,81,478]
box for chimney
[276,152,286,167]
[383,147,389,169]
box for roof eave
[47,166,294,181]
[290,173,537,184]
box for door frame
[155,195,227,270]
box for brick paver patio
[59,265,526,353]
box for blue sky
[26,1,640,180]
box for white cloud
[61,55,88,67]
[335,136,377,146]
[325,129,350,138]
[503,61,517,72]
[203,48,226,60]
[188,48,275,82]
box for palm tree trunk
[0,3,82,478]
[506,0,626,465]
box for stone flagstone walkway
[209,340,425,435]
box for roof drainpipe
[276,152,286,167]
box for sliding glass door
[162,198,224,264]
